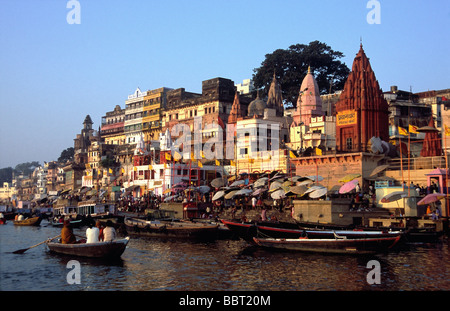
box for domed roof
[248,91,266,117]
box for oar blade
[13,248,28,254]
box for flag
[148,165,153,170]
[165,152,172,161]
[198,160,203,168]
[109,168,113,174]
[315,148,322,156]
[398,126,408,136]
[249,159,254,164]
[121,168,125,174]
[215,159,220,166]
[409,124,418,134]
[445,124,450,137]
[200,150,206,158]
[289,151,296,158]
[133,167,137,171]
[190,152,195,161]
[230,160,236,166]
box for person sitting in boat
[61,220,77,244]
[96,221,104,241]
[103,220,116,242]
[86,222,100,244]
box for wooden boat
[47,237,130,258]
[50,219,83,228]
[253,234,402,255]
[221,219,403,242]
[13,216,42,226]
[124,217,219,239]
[0,218,6,225]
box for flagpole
[444,126,449,217]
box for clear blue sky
[0,0,449,168]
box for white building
[235,79,255,95]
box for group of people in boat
[60,219,116,244]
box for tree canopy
[252,41,350,108]
[58,147,74,163]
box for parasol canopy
[338,174,361,183]
[230,180,245,187]
[380,191,408,203]
[417,193,446,206]
[211,177,228,188]
[339,179,359,194]
[234,189,253,196]
[252,187,268,196]
[289,185,308,196]
[306,175,324,182]
[369,165,390,177]
[271,189,286,200]
[269,181,283,192]
[308,187,328,199]
[197,185,211,194]
[254,177,268,188]
[212,190,225,201]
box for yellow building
[142,87,172,142]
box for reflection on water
[0,221,449,291]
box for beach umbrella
[297,179,314,186]
[252,187,268,196]
[282,180,294,187]
[339,179,359,194]
[308,187,328,199]
[289,176,304,182]
[306,175,324,182]
[212,190,225,201]
[224,190,239,200]
[269,181,283,192]
[211,177,227,188]
[417,193,446,206]
[305,185,325,195]
[338,174,361,183]
[369,165,390,177]
[254,177,268,188]
[381,191,408,203]
[271,189,286,200]
[230,180,245,187]
[197,185,211,194]
[289,185,308,196]
[235,189,253,196]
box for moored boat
[0,218,6,225]
[47,237,130,258]
[124,217,219,239]
[221,219,403,242]
[13,216,42,226]
[50,219,83,228]
[253,234,402,254]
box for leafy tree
[58,147,74,163]
[252,40,350,108]
[14,161,41,176]
[0,167,13,185]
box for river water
[1,220,449,293]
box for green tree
[252,40,350,108]
[14,161,41,176]
[58,147,74,163]
[0,167,13,185]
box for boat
[13,216,42,226]
[50,219,83,228]
[0,218,6,225]
[221,219,403,242]
[124,217,219,239]
[253,234,402,254]
[47,237,130,258]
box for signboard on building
[337,110,357,126]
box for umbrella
[306,175,324,182]
[224,190,239,200]
[369,165,389,177]
[417,193,446,206]
[212,190,225,201]
[269,181,283,192]
[271,189,286,200]
[297,179,314,186]
[230,180,245,187]
[304,185,324,195]
[338,174,361,183]
[211,177,227,188]
[282,180,294,187]
[381,191,408,203]
[289,185,308,196]
[197,185,211,194]
[254,177,268,188]
[252,188,268,196]
[308,187,328,199]
[235,189,253,196]
[339,179,359,194]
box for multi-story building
[142,87,172,143]
[101,105,125,145]
[124,88,146,145]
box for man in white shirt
[86,223,100,243]
[103,220,116,242]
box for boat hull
[13,216,42,226]
[47,237,129,258]
[124,218,219,239]
[253,235,402,255]
[221,219,402,242]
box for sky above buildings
[0,0,449,168]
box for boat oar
[13,235,61,254]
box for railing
[387,156,448,171]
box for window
[346,138,353,150]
